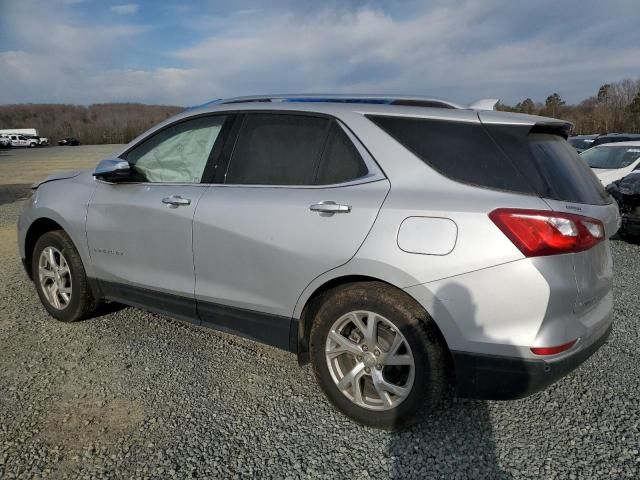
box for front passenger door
[86,114,231,322]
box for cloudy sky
[1,0,639,107]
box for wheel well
[24,218,64,280]
[296,275,452,373]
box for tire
[31,230,99,322]
[309,281,447,430]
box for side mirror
[93,158,131,182]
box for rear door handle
[162,195,191,207]
[310,201,351,215]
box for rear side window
[368,115,610,205]
[315,124,368,185]
[367,116,533,194]
[226,113,330,185]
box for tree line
[0,103,182,145]
[1,77,639,144]
[497,77,640,134]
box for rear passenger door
[193,112,390,349]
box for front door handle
[310,201,351,216]
[162,195,191,207]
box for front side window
[126,115,227,183]
[581,146,640,169]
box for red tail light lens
[531,339,578,356]
[489,208,605,257]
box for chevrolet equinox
[18,95,617,429]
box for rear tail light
[530,339,578,356]
[489,208,605,257]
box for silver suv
[18,95,617,429]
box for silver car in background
[18,95,617,429]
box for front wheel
[310,282,447,429]
[32,230,99,322]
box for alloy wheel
[325,310,415,411]
[38,246,72,310]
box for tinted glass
[226,114,330,185]
[315,124,368,185]
[367,115,533,193]
[581,146,640,169]
[486,126,610,205]
[368,115,610,205]
[127,116,226,183]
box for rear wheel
[32,230,99,322]
[310,282,446,429]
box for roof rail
[215,94,463,109]
[189,95,501,111]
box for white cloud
[1,1,640,105]
[111,4,139,15]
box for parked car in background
[57,137,80,146]
[58,137,81,146]
[606,171,640,241]
[7,134,39,148]
[581,142,640,184]
[18,94,616,429]
[25,135,49,146]
[568,134,598,153]
[58,137,80,146]
[592,133,640,147]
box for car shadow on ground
[390,394,510,479]
[389,282,515,478]
[87,300,127,319]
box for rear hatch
[367,110,618,314]
[479,112,618,313]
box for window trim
[220,110,384,189]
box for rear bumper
[452,322,612,400]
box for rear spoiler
[467,98,500,111]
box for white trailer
[0,128,38,137]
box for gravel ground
[0,198,638,479]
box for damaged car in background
[607,171,640,241]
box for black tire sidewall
[31,231,89,322]
[309,283,444,429]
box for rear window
[368,115,610,205]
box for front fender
[18,173,96,278]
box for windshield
[581,146,640,169]
[568,138,595,150]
